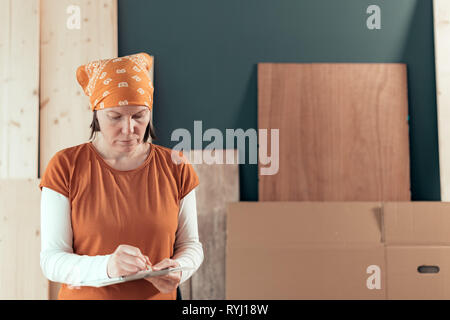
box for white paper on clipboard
[77,266,194,288]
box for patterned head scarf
[76,52,154,111]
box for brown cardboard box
[226,202,450,299]
[226,202,386,299]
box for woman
[39,52,203,300]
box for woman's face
[96,105,150,151]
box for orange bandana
[76,52,154,111]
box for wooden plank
[258,63,410,201]
[434,0,450,201]
[178,149,239,300]
[0,0,40,178]
[40,0,118,299]
[0,179,48,299]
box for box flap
[384,202,450,245]
[227,202,383,248]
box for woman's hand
[107,244,152,278]
[144,258,182,294]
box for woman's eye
[111,116,142,120]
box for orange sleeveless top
[39,142,199,300]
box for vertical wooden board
[0,179,48,299]
[40,0,118,299]
[178,150,239,300]
[40,0,118,175]
[434,0,450,201]
[0,0,40,178]
[258,63,411,201]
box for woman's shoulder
[151,143,193,168]
[151,144,199,196]
[48,142,91,166]
[52,142,87,157]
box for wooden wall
[0,0,40,178]
[434,0,450,201]
[0,0,45,299]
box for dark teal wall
[118,0,440,201]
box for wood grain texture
[0,0,40,178]
[0,179,48,299]
[258,63,410,201]
[434,0,450,201]
[40,0,118,299]
[178,149,239,300]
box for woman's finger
[156,271,180,280]
[118,244,141,256]
[152,258,178,271]
[118,260,147,275]
[147,277,174,289]
[145,274,180,294]
[118,245,147,264]
[120,252,147,269]
[144,255,152,267]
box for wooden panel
[0,179,48,299]
[258,63,410,201]
[0,0,40,178]
[40,0,118,299]
[178,149,239,300]
[434,0,450,201]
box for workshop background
[2,0,450,300]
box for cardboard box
[226,202,450,299]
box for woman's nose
[121,117,135,133]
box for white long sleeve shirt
[40,187,203,286]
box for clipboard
[77,266,193,288]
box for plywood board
[0,179,48,299]
[434,0,450,201]
[178,149,239,300]
[0,0,40,178]
[40,0,118,299]
[258,63,410,201]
